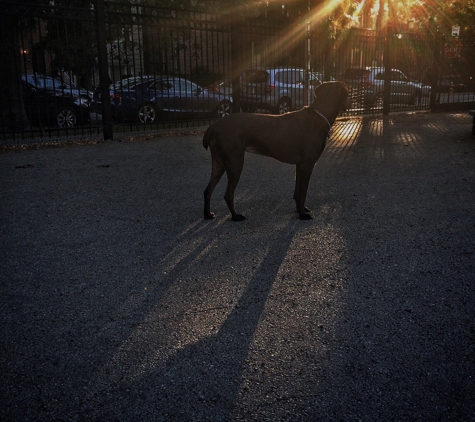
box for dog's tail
[202,125,214,150]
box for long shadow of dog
[102,221,300,420]
[149,226,293,420]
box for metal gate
[1,1,474,147]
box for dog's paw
[299,213,313,220]
[232,214,246,222]
[295,206,311,213]
[204,212,216,220]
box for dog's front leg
[294,163,314,220]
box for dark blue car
[94,76,233,123]
[22,74,91,128]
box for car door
[273,70,302,110]
[181,79,207,113]
[22,81,56,127]
[240,69,269,108]
[287,69,307,109]
[165,78,204,113]
[147,79,175,112]
[390,70,412,103]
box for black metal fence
[1,0,474,146]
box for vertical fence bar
[383,24,392,116]
[230,23,243,113]
[430,32,444,110]
[96,0,113,140]
[323,36,332,82]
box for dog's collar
[313,108,331,130]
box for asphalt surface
[1,112,475,421]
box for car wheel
[276,98,291,114]
[138,104,156,123]
[57,109,77,128]
[217,100,232,118]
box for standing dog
[203,81,348,221]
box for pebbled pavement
[1,112,475,421]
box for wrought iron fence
[1,0,474,147]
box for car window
[275,71,285,83]
[150,80,173,91]
[242,70,268,84]
[130,81,153,91]
[276,70,304,84]
[292,70,304,83]
[171,79,198,93]
[26,75,59,90]
[113,77,152,90]
[391,71,406,81]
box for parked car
[93,76,233,123]
[240,67,315,114]
[21,74,91,128]
[92,75,153,114]
[24,74,93,104]
[341,66,422,107]
[437,76,468,93]
[208,71,323,110]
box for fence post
[323,39,332,82]
[230,23,243,113]
[429,32,443,110]
[95,0,113,140]
[383,23,392,116]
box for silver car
[240,67,317,114]
[342,66,422,107]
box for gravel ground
[1,112,475,421]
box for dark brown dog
[203,81,348,221]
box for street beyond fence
[1,112,474,421]
[2,0,475,144]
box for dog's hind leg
[294,163,314,220]
[204,152,225,220]
[224,155,246,221]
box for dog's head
[313,81,349,111]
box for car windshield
[149,80,174,91]
[171,79,200,93]
[112,76,153,90]
[24,75,69,90]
